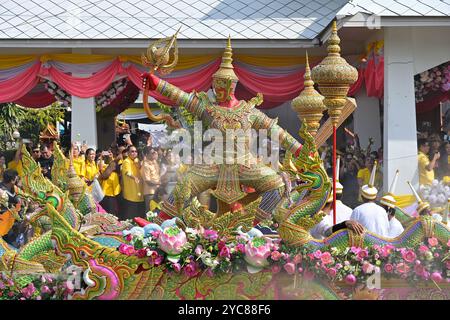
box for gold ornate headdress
[380,170,399,208]
[212,36,238,82]
[407,181,430,214]
[361,161,378,200]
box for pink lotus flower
[428,237,438,247]
[362,262,375,274]
[395,263,410,274]
[320,252,333,265]
[431,272,443,283]
[157,226,187,256]
[313,250,322,259]
[271,264,281,274]
[283,262,296,275]
[271,251,282,261]
[384,263,394,273]
[203,229,218,241]
[345,274,357,285]
[118,244,136,256]
[244,237,272,269]
[402,250,416,263]
[327,268,337,278]
[184,261,199,277]
[219,246,231,259]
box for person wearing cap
[350,161,390,237]
[380,170,404,238]
[310,157,363,239]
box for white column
[354,87,382,151]
[71,48,97,149]
[383,27,418,194]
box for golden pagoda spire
[213,35,238,81]
[291,51,326,136]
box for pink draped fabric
[44,59,122,98]
[0,61,41,102]
[126,59,220,106]
[14,90,56,108]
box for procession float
[0,22,449,300]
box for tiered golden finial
[67,146,85,203]
[212,35,238,81]
[311,21,358,125]
[291,52,326,136]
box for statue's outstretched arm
[142,73,203,118]
[252,109,302,157]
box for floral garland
[95,78,128,111]
[0,273,72,300]
[415,62,450,103]
[44,80,71,107]
[119,222,449,287]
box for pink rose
[419,245,429,253]
[236,243,245,254]
[344,261,350,266]
[350,246,361,254]
[151,230,161,239]
[431,272,443,283]
[327,268,337,278]
[307,253,314,260]
[203,229,218,241]
[125,234,132,242]
[320,252,333,265]
[395,263,410,274]
[217,241,226,251]
[357,249,368,260]
[283,262,296,275]
[219,246,231,259]
[271,251,282,261]
[428,237,438,247]
[414,264,425,276]
[384,263,394,273]
[447,239,450,247]
[118,243,136,256]
[293,254,302,265]
[157,226,187,256]
[362,262,374,274]
[21,283,36,299]
[148,251,163,266]
[195,245,203,256]
[402,250,416,263]
[172,263,181,273]
[380,245,395,258]
[298,267,303,273]
[313,250,322,259]
[335,263,343,269]
[446,261,450,270]
[136,248,148,258]
[184,261,199,277]
[345,274,357,285]
[434,252,440,258]
[271,264,281,274]
[244,237,272,268]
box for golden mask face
[213,78,236,103]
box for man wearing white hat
[310,157,362,239]
[380,170,404,238]
[350,161,390,237]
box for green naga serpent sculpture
[1,122,449,299]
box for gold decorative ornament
[311,21,358,126]
[291,52,326,136]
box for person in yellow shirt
[98,149,121,216]
[120,145,144,220]
[7,143,24,177]
[83,148,99,190]
[417,139,439,186]
[140,147,161,213]
[71,143,85,178]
